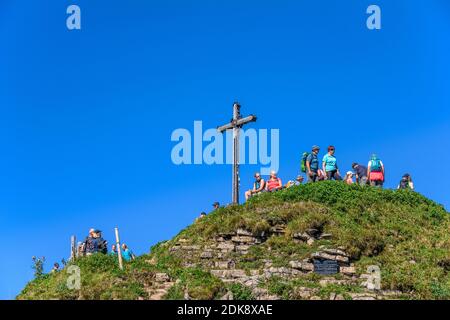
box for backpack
[370,158,382,172]
[85,237,99,253]
[98,238,108,254]
[301,152,309,173]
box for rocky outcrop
[144,272,174,300]
[161,227,403,300]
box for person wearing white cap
[84,229,97,256]
[344,171,354,185]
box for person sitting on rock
[51,263,60,273]
[343,171,354,185]
[398,173,414,190]
[245,172,266,200]
[285,175,304,188]
[266,171,283,192]
[195,212,207,222]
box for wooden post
[115,227,124,270]
[70,235,76,261]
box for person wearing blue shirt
[322,146,342,180]
[121,244,135,262]
[306,145,320,183]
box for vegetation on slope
[18,182,450,300]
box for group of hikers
[196,145,414,218]
[48,229,136,274]
[196,202,221,221]
[245,145,414,201]
[47,145,416,271]
[76,228,135,261]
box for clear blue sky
[1,0,449,299]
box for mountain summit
[18,182,450,300]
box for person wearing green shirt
[109,244,118,256]
[322,145,342,180]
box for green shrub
[228,283,254,300]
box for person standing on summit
[306,145,320,183]
[121,244,136,262]
[322,146,342,180]
[367,154,385,188]
[84,228,98,256]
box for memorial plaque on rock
[313,259,340,275]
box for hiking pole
[115,227,124,270]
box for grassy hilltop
[18,182,450,300]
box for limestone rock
[270,225,286,235]
[312,251,349,265]
[215,260,235,269]
[235,244,251,254]
[200,251,214,259]
[294,287,316,299]
[180,245,201,251]
[340,266,356,276]
[210,269,247,279]
[236,228,253,236]
[252,288,280,300]
[155,273,170,283]
[349,293,377,300]
[319,277,352,287]
[292,232,310,241]
[217,242,235,252]
[289,261,314,272]
[322,248,349,257]
[264,267,292,278]
[231,236,256,244]
[220,291,234,300]
[263,259,273,268]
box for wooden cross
[217,102,257,204]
